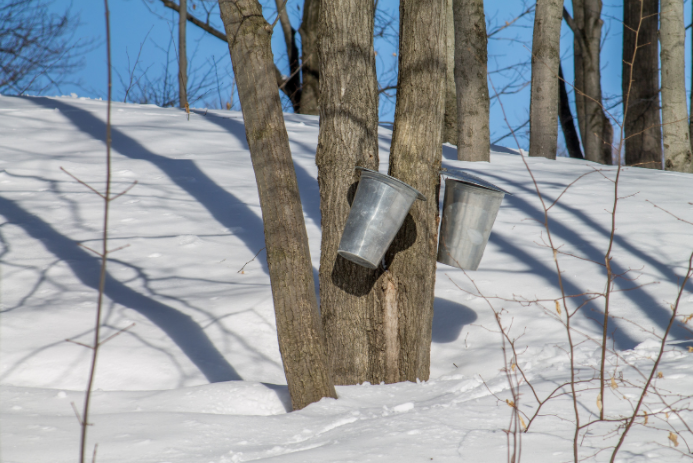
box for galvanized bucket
[338,167,426,269]
[437,168,510,270]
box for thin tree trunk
[453,0,489,161]
[529,0,562,159]
[218,0,336,410]
[298,0,319,115]
[622,0,662,168]
[660,0,693,172]
[316,0,383,385]
[442,0,457,145]
[386,0,445,382]
[558,64,583,158]
[178,0,188,109]
[274,0,301,112]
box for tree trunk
[218,0,336,410]
[622,0,662,168]
[442,0,457,145]
[298,0,320,115]
[274,0,301,112]
[660,0,693,172]
[178,0,188,109]
[558,64,583,158]
[386,0,445,382]
[453,0,489,161]
[529,0,562,159]
[316,0,383,385]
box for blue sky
[47,0,693,152]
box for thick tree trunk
[298,0,320,115]
[386,0,445,382]
[622,0,662,168]
[316,0,383,385]
[558,64,583,158]
[178,0,188,109]
[453,0,489,161]
[218,0,336,410]
[660,0,693,172]
[529,0,562,159]
[569,0,612,164]
[442,0,457,145]
[274,0,301,112]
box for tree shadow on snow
[432,298,477,343]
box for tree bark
[442,0,457,145]
[274,0,301,113]
[529,0,562,159]
[386,0,445,382]
[453,0,489,161]
[558,64,583,158]
[178,0,188,109]
[298,0,320,115]
[218,0,336,410]
[622,0,662,168]
[660,0,693,172]
[316,0,383,385]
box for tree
[297,0,319,114]
[453,0,489,161]
[660,0,693,172]
[442,0,456,145]
[217,0,336,410]
[558,63,583,158]
[528,0,562,159]
[0,0,85,95]
[622,0,662,169]
[178,0,188,108]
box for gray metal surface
[439,167,512,195]
[338,167,426,269]
[437,177,505,270]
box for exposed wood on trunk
[558,64,583,158]
[622,0,662,168]
[529,0,562,159]
[178,0,188,109]
[382,273,400,384]
[316,0,382,385]
[386,0,445,382]
[660,0,693,172]
[453,0,489,161]
[443,0,457,145]
[298,0,320,115]
[218,0,336,410]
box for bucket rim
[355,166,427,201]
[439,167,512,195]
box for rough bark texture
[529,0,562,159]
[442,0,457,145]
[453,0,489,161]
[274,0,301,112]
[622,0,662,169]
[316,0,383,385]
[569,0,612,164]
[558,64,583,158]
[218,0,336,410]
[298,0,319,115]
[660,0,693,172]
[386,0,445,382]
[178,0,188,109]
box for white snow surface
[1,95,693,462]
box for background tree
[660,0,693,172]
[453,0,489,161]
[528,0,562,159]
[558,63,583,158]
[622,0,662,169]
[442,0,456,145]
[178,0,188,108]
[218,0,336,410]
[297,0,319,114]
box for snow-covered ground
[1,94,692,462]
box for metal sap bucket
[338,167,426,269]
[437,168,511,270]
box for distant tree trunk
[298,0,320,115]
[442,0,457,145]
[622,0,662,168]
[558,64,583,158]
[178,0,188,109]
[453,0,489,161]
[316,0,382,385]
[274,0,301,112]
[386,0,445,382]
[218,0,336,410]
[660,0,693,172]
[529,0,561,159]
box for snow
[1,95,692,462]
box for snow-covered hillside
[1,95,692,462]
